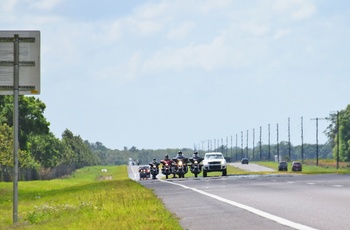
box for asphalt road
[129,166,350,230]
[229,162,275,172]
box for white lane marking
[129,166,139,180]
[332,185,343,188]
[160,179,317,230]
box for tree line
[0,96,349,181]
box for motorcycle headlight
[165,163,168,166]
[194,160,198,164]
[179,161,183,166]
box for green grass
[0,166,182,230]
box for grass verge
[0,165,182,230]
[256,161,350,174]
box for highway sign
[0,30,40,95]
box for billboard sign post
[0,30,40,224]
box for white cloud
[28,0,64,10]
[133,1,169,19]
[130,19,164,35]
[273,28,291,40]
[240,23,270,36]
[0,0,17,12]
[102,20,122,42]
[142,33,230,72]
[199,0,232,13]
[167,21,195,40]
[291,2,316,20]
[272,0,316,20]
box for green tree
[0,123,38,167]
[62,129,100,167]
[0,96,50,151]
[326,105,350,161]
[27,133,65,168]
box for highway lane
[229,162,275,172]
[130,167,350,230]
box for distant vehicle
[291,161,302,171]
[139,165,150,180]
[128,158,135,166]
[278,161,288,171]
[241,158,249,164]
[202,152,227,177]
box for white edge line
[160,179,317,230]
[130,166,138,180]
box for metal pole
[288,117,291,160]
[316,118,319,166]
[252,128,255,160]
[277,123,279,161]
[337,111,339,169]
[246,130,248,158]
[301,117,304,162]
[230,135,232,161]
[268,124,271,161]
[13,34,19,224]
[241,131,243,159]
[235,134,238,161]
[259,126,262,161]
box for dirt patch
[97,176,113,180]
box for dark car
[291,161,302,171]
[241,158,249,164]
[278,161,288,171]
[139,165,150,180]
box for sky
[1,0,349,150]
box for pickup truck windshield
[206,154,223,159]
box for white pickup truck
[202,152,227,177]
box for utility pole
[259,126,262,161]
[230,135,233,162]
[301,117,304,162]
[277,123,279,161]
[246,130,249,158]
[336,111,340,169]
[235,134,238,161]
[268,124,271,161]
[311,117,326,166]
[241,131,243,159]
[288,117,291,160]
[252,128,255,160]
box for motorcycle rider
[160,154,173,165]
[149,158,160,179]
[160,154,175,178]
[150,158,160,167]
[191,151,203,161]
[172,151,188,177]
[173,151,186,160]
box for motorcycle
[173,158,188,178]
[160,159,174,179]
[149,163,159,179]
[189,157,203,177]
[139,166,150,180]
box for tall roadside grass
[0,166,182,230]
